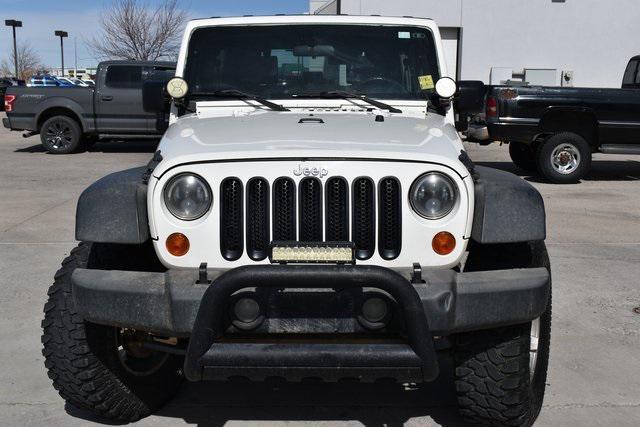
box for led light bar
[270,242,355,264]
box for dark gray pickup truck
[3,60,175,154]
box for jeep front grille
[220,178,244,261]
[325,177,349,242]
[246,178,270,260]
[352,177,376,260]
[272,177,296,241]
[299,177,323,242]
[378,177,402,260]
[219,176,402,261]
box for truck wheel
[536,132,591,183]
[40,116,82,154]
[41,243,182,422]
[455,241,551,426]
[508,142,537,172]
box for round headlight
[163,173,212,220]
[410,172,457,219]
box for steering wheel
[354,77,408,94]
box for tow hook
[411,263,426,284]
[22,131,38,138]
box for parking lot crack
[0,401,54,406]
[1,198,74,233]
[544,402,640,409]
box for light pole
[5,19,23,78]
[54,30,68,77]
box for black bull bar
[184,264,439,382]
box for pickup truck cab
[41,16,551,426]
[622,55,640,89]
[484,56,640,183]
[3,60,175,153]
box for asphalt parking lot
[1,112,639,426]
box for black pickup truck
[481,56,640,183]
[3,60,175,154]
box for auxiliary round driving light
[234,298,260,323]
[231,297,264,330]
[166,232,190,257]
[358,295,390,330]
[432,231,456,256]
[166,77,189,99]
[435,77,457,99]
[362,297,388,323]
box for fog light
[362,297,388,323]
[432,231,456,255]
[166,233,189,256]
[234,298,261,324]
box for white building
[310,0,640,88]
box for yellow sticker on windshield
[418,75,434,90]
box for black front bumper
[72,264,549,383]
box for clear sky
[1,0,310,72]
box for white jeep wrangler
[42,15,551,426]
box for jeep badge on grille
[293,164,328,178]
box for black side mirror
[455,80,487,116]
[143,80,169,113]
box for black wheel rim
[45,120,73,150]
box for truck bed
[486,85,640,146]
[5,86,94,132]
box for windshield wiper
[192,89,290,112]
[293,90,402,113]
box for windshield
[184,24,440,100]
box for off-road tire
[508,142,537,172]
[41,243,182,422]
[536,132,591,184]
[40,115,83,154]
[455,241,551,426]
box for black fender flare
[471,166,546,244]
[75,167,150,244]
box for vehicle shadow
[14,143,47,153]
[64,356,470,426]
[88,139,159,153]
[14,139,159,154]
[476,160,640,182]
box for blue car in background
[29,76,74,87]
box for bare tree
[89,0,188,61]
[1,42,43,79]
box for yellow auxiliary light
[270,243,355,264]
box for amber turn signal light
[432,231,456,255]
[166,233,190,256]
